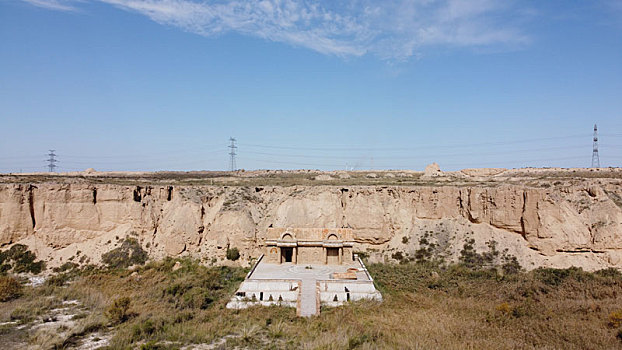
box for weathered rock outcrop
[1,169,621,271]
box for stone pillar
[293,247,297,264]
[338,247,343,265]
[323,247,327,265]
[278,247,282,264]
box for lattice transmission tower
[46,150,58,172]
[228,137,237,171]
[592,124,600,168]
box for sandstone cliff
[1,168,621,271]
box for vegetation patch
[414,232,442,264]
[101,237,148,269]
[0,275,22,302]
[0,244,45,274]
[226,247,240,261]
[106,296,133,325]
[52,262,79,273]
[2,251,622,349]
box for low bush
[609,310,622,328]
[391,251,404,262]
[45,273,70,287]
[106,296,133,324]
[495,302,512,315]
[226,247,240,261]
[533,267,593,286]
[0,275,22,302]
[102,238,148,269]
[595,268,622,279]
[132,318,159,341]
[52,262,78,273]
[501,254,522,275]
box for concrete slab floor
[249,262,370,281]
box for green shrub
[0,244,45,274]
[413,233,441,264]
[595,268,622,279]
[0,275,22,302]
[182,288,214,309]
[391,251,404,262]
[533,267,591,286]
[459,239,499,270]
[226,247,240,261]
[106,296,133,324]
[102,238,148,269]
[459,238,482,269]
[45,273,70,287]
[165,281,216,310]
[52,262,78,273]
[132,319,157,340]
[501,255,522,275]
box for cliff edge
[1,168,621,271]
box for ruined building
[264,228,355,265]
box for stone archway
[280,233,296,264]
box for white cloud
[22,0,79,11]
[20,0,532,60]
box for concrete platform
[226,255,382,317]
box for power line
[46,150,58,172]
[228,137,237,171]
[592,124,600,168]
[242,144,596,161]
[60,145,226,159]
[238,154,600,170]
[238,133,594,152]
[1,131,621,173]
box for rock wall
[1,181,622,271]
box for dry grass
[2,260,622,349]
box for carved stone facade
[264,228,355,265]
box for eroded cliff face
[1,174,622,271]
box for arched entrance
[325,233,340,265]
[280,233,297,264]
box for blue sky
[1,0,621,172]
